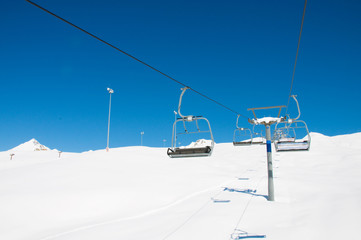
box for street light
[141,132,144,146]
[173,110,177,148]
[106,88,114,152]
[173,110,177,122]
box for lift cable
[25,0,249,120]
[285,0,307,115]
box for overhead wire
[285,0,307,115]
[25,0,249,120]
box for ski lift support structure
[167,87,214,158]
[247,105,286,201]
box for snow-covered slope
[10,138,50,152]
[0,133,360,240]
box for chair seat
[276,141,309,151]
[167,146,212,158]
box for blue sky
[1,0,360,152]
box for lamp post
[106,88,114,152]
[141,131,144,146]
[173,110,177,148]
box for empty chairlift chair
[167,87,215,158]
[274,95,311,151]
[233,116,266,146]
[273,122,296,143]
[233,115,253,146]
[251,124,266,145]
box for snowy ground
[0,133,360,240]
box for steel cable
[25,0,249,120]
[285,0,307,115]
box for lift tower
[247,105,286,201]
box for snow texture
[0,132,360,240]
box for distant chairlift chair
[251,124,266,145]
[233,115,265,146]
[274,95,311,151]
[233,115,253,146]
[167,87,215,158]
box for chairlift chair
[233,115,253,146]
[251,124,266,145]
[167,87,215,158]
[233,115,266,146]
[274,95,311,151]
[273,121,296,143]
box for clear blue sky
[1,0,360,152]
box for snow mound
[182,139,213,148]
[309,132,329,139]
[10,138,50,152]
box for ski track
[38,178,240,240]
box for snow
[180,139,213,148]
[253,117,282,125]
[9,138,50,152]
[0,132,361,240]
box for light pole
[173,110,177,148]
[141,131,144,146]
[106,88,114,152]
[174,110,177,122]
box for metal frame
[273,122,296,143]
[274,120,311,151]
[251,124,266,144]
[233,115,265,146]
[233,115,252,146]
[233,128,253,146]
[248,105,286,119]
[167,87,214,158]
[274,95,311,152]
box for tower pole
[265,124,274,201]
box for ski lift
[251,124,266,145]
[233,116,265,146]
[167,87,214,158]
[273,122,296,143]
[274,95,311,151]
[233,115,252,146]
